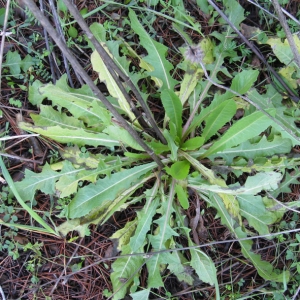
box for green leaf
[30,105,86,129]
[111,244,144,300]
[148,204,179,250]
[209,135,292,164]
[19,123,119,148]
[237,195,278,235]
[272,168,300,197]
[103,125,144,151]
[129,9,178,90]
[130,290,150,300]
[28,80,45,106]
[20,54,36,72]
[209,193,289,282]
[175,184,189,209]
[247,87,300,146]
[4,51,22,76]
[0,8,5,26]
[202,99,236,142]
[202,110,275,157]
[68,162,156,218]
[165,160,190,180]
[188,99,234,138]
[167,251,194,285]
[230,69,259,95]
[91,49,135,121]
[189,172,282,195]
[130,197,159,252]
[221,0,245,29]
[190,248,218,286]
[14,162,74,201]
[40,77,110,127]
[147,139,169,155]
[161,89,183,138]
[0,157,58,236]
[68,26,78,38]
[90,23,106,44]
[164,129,178,161]
[181,137,204,150]
[147,185,178,288]
[92,175,154,226]
[146,254,164,289]
[57,0,67,13]
[242,172,282,194]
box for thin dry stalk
[22,0,164,168]
[207,0,300,103]
[0,0,11,95]
[62,0,167,144]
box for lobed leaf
[68,162,156,218]
[189,172,282,195]
[272,168,300,197]
[19,123,119,148]
[40,77,111,127]
[130,197,159,252]
[129,9,178,90]
[248,87,300,146]
[209,193,289,282]
[147,185,178,288]
[209,135,293,164]
[202,110,276,157]
[111,243,144,300]
[56,160,126,198]
[190,248,218,286]
[164,129,179,161]
[15,162,79,201]
[237,195,278,235]
[30,105,86,130]
[167,251,194,285]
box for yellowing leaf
[278,66,298,89]
[218,193,241,222]
[91,49,135,121]
[19,123,119,148]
